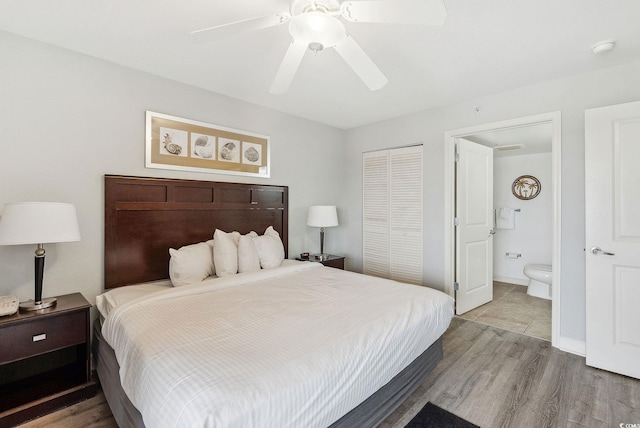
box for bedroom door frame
[443,111,562,347]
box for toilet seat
[525,264,551,272]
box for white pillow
[252,226,285,269]
[168,240,215,287]
[238,231,260,273]
[213,229,241,277]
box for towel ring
[512,175,541,200]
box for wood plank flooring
[16,389,117,428]
[17,318,640,428]
[381,318,640,427]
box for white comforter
[102,262,453,428]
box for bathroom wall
[493,152,553,284]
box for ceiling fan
[190,0,447,94]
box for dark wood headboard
[104,175,288,289]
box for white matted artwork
[191,133,216,160]
[242,141,262,165]
[218,138,240,163]
[146,111,270,178]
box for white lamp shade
[307,205,339,228]
[0,202,81,245]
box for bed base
[93,322,442,428]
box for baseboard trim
[555,336,586,357]
[493,276,528,286]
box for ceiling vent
[591,40,616,54]
[494,144,525,151]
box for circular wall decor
[512,175,541,200]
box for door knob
[590,246,615,256]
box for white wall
[344,59,640,343]
[493,153,553,284]
[0,32,346,315]
[3,30,640,347]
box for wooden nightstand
[0,293,96,428]
[296,255,345,270]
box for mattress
[93,323,444,428]
[100,262,454,428]
[96,278,173,319]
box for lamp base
[312,253,330,261]
[19,297,57,311]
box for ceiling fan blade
[270,39,308,94]
[340,0,447,25]
[333,35,388,91]
[190,13,290,43]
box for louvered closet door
[389,146,423,284]
[363,150,390,278]
[363,146,423,284]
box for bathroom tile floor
[456,281,552,341]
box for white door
[585,101,640,379]
[389,146,423,284]
[363,150,390,278]
[363,146,423,283]
[456,139,494,315]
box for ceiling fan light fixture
[289,11,345,48]
[308,42,324,53]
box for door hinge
[454,282,459,291]
[454,217,460,227]
[454,153,460,162]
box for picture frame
[145,111,270,178]
[512,175,541,200]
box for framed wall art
[512,175,541,200]
[145,111,270,178]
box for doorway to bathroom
[443,112,561,346]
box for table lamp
[307,205,338,261]
[0,202,80,311]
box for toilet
[523,264,552,300]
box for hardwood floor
[16,390,117,428]
[381,318,640,427]
[17,318,640,428]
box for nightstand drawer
[0,311,86,364]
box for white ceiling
[1,0,639,129]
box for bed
[95,174,454,428]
